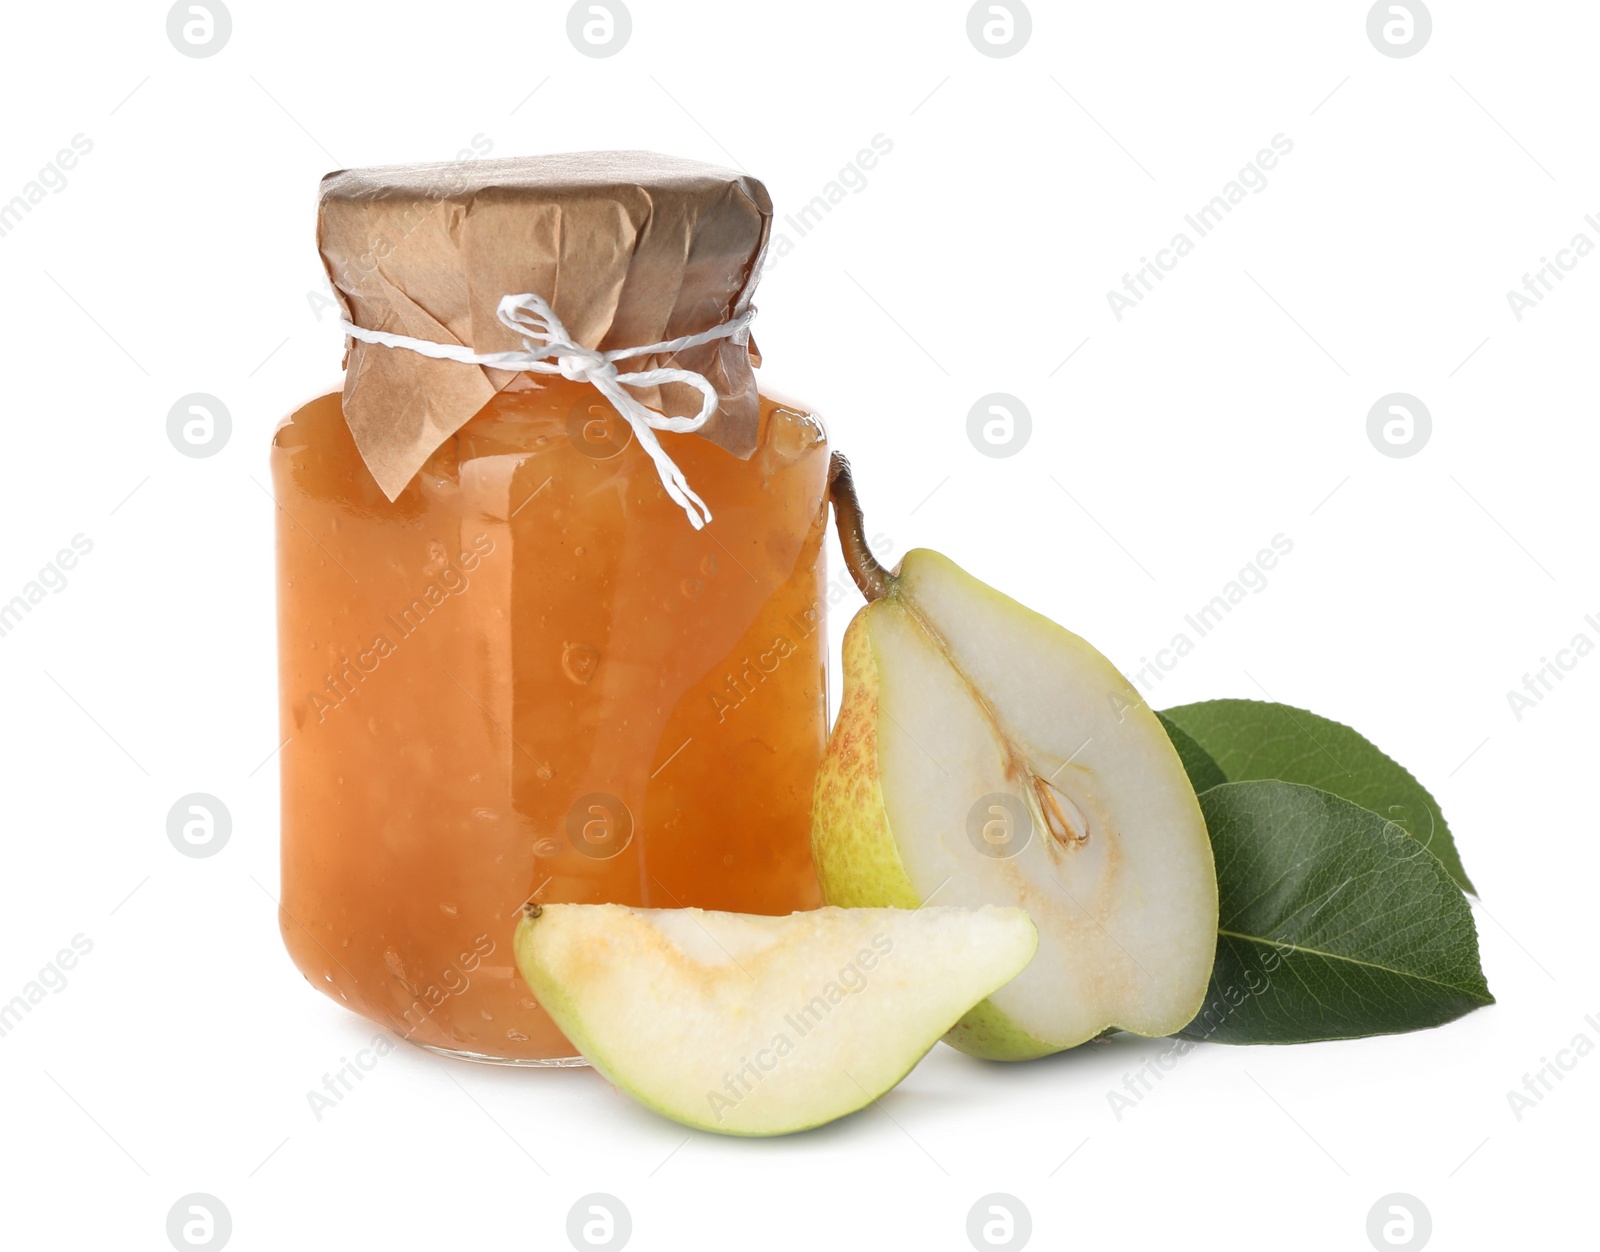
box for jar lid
[318,151,772,500]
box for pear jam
[273,154,829,1062]
[273,380,829,1061]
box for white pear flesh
[811,549,1217,1059]
[513,902,1037,1136]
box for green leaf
[1180,781,1492,1044]
[1162,698,1474,894]
[1156,712,1227,794]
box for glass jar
[273,154,828,1062]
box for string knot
[554,350,605,382]
[339,291,756,530]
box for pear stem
[827,453,893,603]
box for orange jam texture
[272,378,829,1060]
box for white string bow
[341,293,756,529]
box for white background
[0,1,1594,1248]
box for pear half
[812,548,1217,1060]
[513,902,1037,1136]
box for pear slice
[812,535,1217,1060]
[513,902,1037,1136]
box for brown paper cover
[317,152,772,500]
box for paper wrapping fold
[317,151,772,500]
